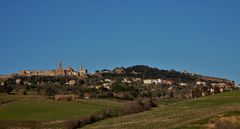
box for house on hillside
[103,82,111,89]
[122,78,132,84]
[210,88,215,95]
[161,79,173,85]
[143,79,153,85]
[1,81,5,86]
[143,79,162,85]
[83,92,91,99]
[132,78,141,82]
[65,80,76,86]
[15,79,23,85]
[179,83,188,86]
[196,81,207,86]
[104,79,113,83]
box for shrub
[213,117,240,129]
[122,98,156,114]
[67,97,72,101]
[65,119,80,129]
[65,98,157,128]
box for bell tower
[58,62,63,70]
[56,62,65,76]
[79,65,87,76]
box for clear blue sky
[0,0,239,83]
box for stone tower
[79,65,87,76]
[56,62,65,76]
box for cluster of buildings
[143,79,173,85]
[141,78,237,96]
[18,63,87,77]
[0,64,238,98]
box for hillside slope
[83,91,240,129]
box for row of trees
[3,75,86,86]
[101,65,197,83]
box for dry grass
[66,98,156,129]
[205,116,240,129]
[83,91,240,129]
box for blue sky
[0,0,239,83]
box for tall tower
[79,65,87,76]
[58,62,63,70]
[57,62,65,76]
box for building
[79,65,87,76]
[143,79,152,85]
[113,67,125,74]
[97,69,112,74]
[122,78,131,84]
[16,79,22,85]
[65,80,77,86]
[143,79,162,85]
[161,79,173,85]
[56,62,65,76]
[65,66,74,75]
[179,83,188,86]
[153,79,162,84]
[18,63,88,77]
[196,81,207,86]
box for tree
[0,85,13,94]
[45,86,58,96]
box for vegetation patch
[65,98,157,129]
[0,96,123,128]
[83,91,240,129]
[203,116,240,129]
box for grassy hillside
[0,95,122,128]
[83,91,240,129]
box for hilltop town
[1,63,240,129]
[0,63,239,100]
[18,62,88,77]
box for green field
[1,91,240,129]
[0,95,122,128]
[83,91,240,129]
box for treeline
[65,98,157,129]
[102,65,197,83]
[3,75,85,86]
[0,75,86,96]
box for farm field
[83,91,240,129]
[0,95,122,128]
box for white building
[220,88,224,93]
[196,81,207,86]
[133,78,141,82]
[179,83,188,86]
[210,88,215,94]
[105,79,113,83]
[122,78,131,84]
[103,83,111,89]
[16,79,22,85]
[143,79,152,85]
[143,79,162,85]
[65,80,76,86]
[79,65,87,76]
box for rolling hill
[83,91,240,129]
